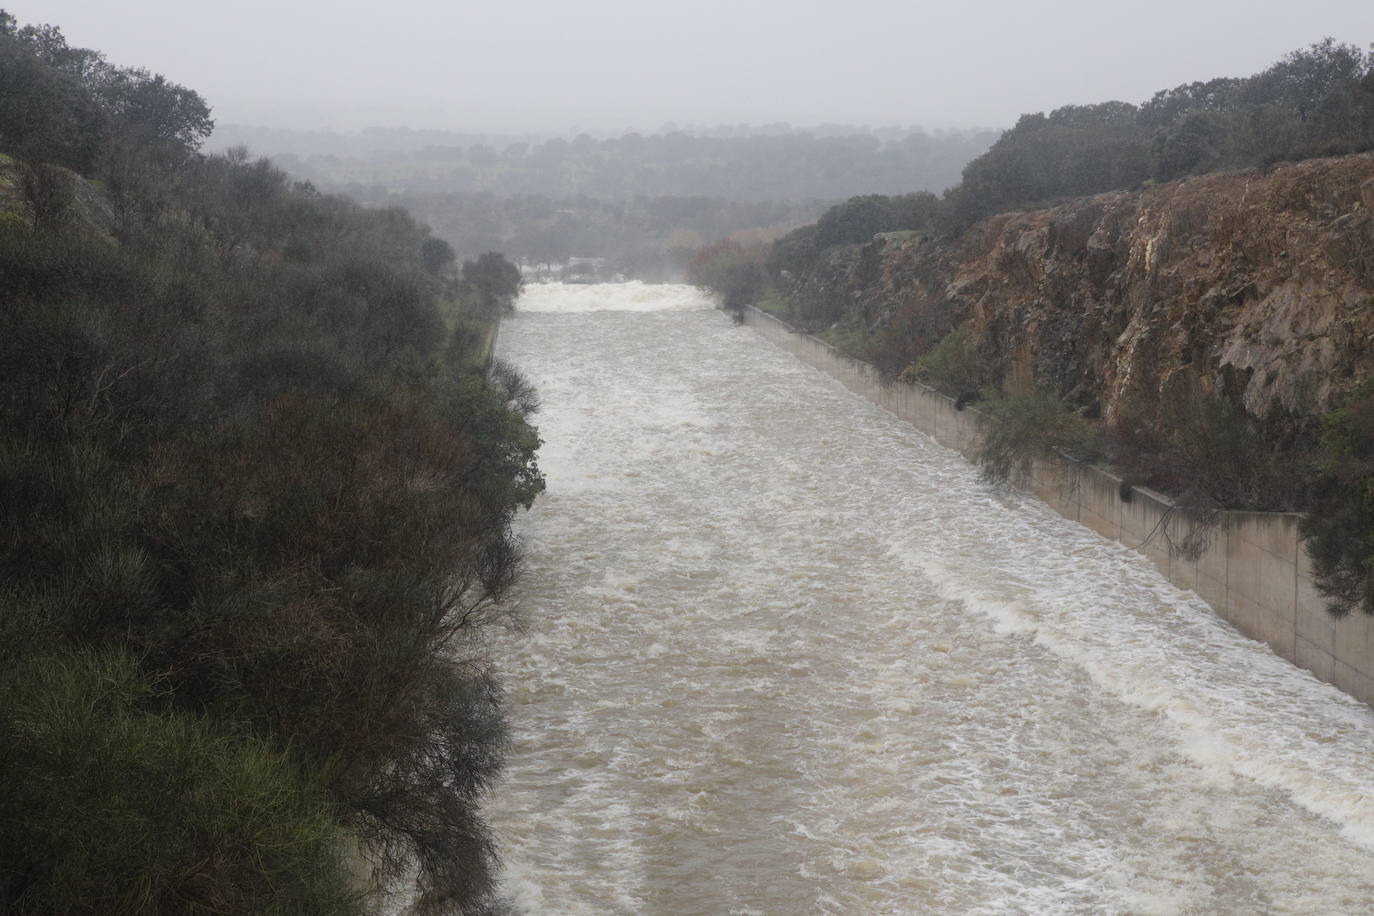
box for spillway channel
[487,282,1374,914]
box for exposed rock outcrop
[788,153,1374,438]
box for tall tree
[462,251,523,316]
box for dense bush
[0,650,361,915]
[462,250,524,316]
[766,191,940,286]
[1302,381,1374,616]
[975,386,1105,485]
[812,194,904,249]
[939,101,1152,232]
[939,39,1373,232]
[686,239,768,317]
[0,13,541,912]
[0,12,211,174]
[908,329,978,396]
[765,222,819,281]
[1107,393,1299,512]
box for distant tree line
[361,189,823,281]
[768,38,1374,284]
[942,38,1374,229]
[238,124,997,280]
[1,12,537,913]
[253,126,999,204]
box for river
[487,282,1374,914]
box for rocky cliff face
[791,153,1374,437]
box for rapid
[487,282,1374,914]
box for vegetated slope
[771,153,1374,613]
[1,13,539,914]
[763,37,1374,338]
[725,40,1374,614]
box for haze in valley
[9,0,1372,134]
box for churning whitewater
[489,283,1374,914]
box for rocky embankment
[790,153,1374,438]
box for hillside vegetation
[690,40,1374,615]
[234,124,999,203]
[233,124,998,279]
[1,12,539,913]
[761,38,1374,286]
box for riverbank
[744,305,1374,706]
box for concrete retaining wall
[744,306,1374,705]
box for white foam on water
[516,281,714,313]
[898,522,1374,850]
[488,290,1374,914]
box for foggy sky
[10,0,1372,134]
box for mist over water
[516,282,713,313]
[490,284,1374,914]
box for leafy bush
[0,14,211,172]
[769,192,941,284]
[909,329,977,396]
[0,649,361,915]
[686,239,768,315]
[766,222,819,281]
[976,386,1105,484]
[1107,394,1297,512]
[462,251,523,316]
[1302,380,1374,616]
[816,319,878,363]
[813,194,903,249]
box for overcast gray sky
[8,0,1371,133]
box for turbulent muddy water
[488,282,1374,914]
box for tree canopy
[773,38,1374,284]
[0,13,212,170]
[462,250,524,315]
[0,12,539,912]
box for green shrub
[765,223,818,282]
[448,316,495,371]
[461,251,523,317]
[686,239,767,315]
[0,648,361,915]
[813,194,902,249]
[1301,380,1374,616]
[751,293,790,319]
[817,320,876,363]
[1107,394,1297,511]
[910,329,977,396]
[976,386,1105,484]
